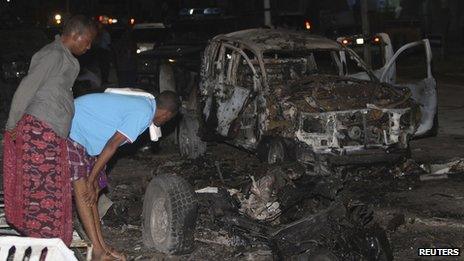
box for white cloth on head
[104,88,162,141]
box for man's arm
[84,131,128,205]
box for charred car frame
[179,28,437,167]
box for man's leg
[73,179,109,260]
[74,179,126,260]
[92,203,126,260]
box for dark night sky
[1,0,463,39]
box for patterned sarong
[66,139,108,189]
[2,114,73,245]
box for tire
[178,113,207,159]
[142,174,198,254]
[257,138,286,164]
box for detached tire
[178,113,207,159]
[142,174,198,254]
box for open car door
[379,39,437,136]
[204,43,258,139]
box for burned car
[178,28,437,167]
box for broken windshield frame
[258,48,378,90]
[343,47,379,82]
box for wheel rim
[151,197,169,243]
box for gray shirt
[6,35,80,138]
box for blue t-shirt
[70,93,156,156]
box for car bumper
[295,142,408,166]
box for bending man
[67,90,180,260]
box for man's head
[61,15,97,56]
[153,91,181,126]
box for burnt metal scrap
[270,202,392,260]
[195,162,393,260]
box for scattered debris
[421,158,464,174]
[191,160,393,260]
[419,173,449,181]
[388,158,464,181]
[215,161,226,185]
[413,217,464,229]
[236,174,281,221]
[98,193,114,219]
[80,148,464,259]
[387,213,406,232]
[238,249,274,260]
[195,187,219,194]
[391,159,425,178]
[195,228,247,247]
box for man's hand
[83,178,100,206]
[84,131,128,206]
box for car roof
[214,28,342,53]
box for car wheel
[142,174,198,254]
[178,113,207,159]
[257,138,286,164]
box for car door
[379,39,437,136]
[203,42,259,142]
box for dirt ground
[99,141,464,260]
[1,52,464,260]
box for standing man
[2,15,96,245]
[67,90,179,260]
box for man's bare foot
[108,249,126,261]
[102,244,126,261]
[92,249,125,261]
[92,250,112,261]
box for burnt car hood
[275,75,414,114]
[263,75,419,154]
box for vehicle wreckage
[178,28,437,167]
[135,29,438,260]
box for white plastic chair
[0,236,78,261]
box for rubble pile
[99,152,464,259]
